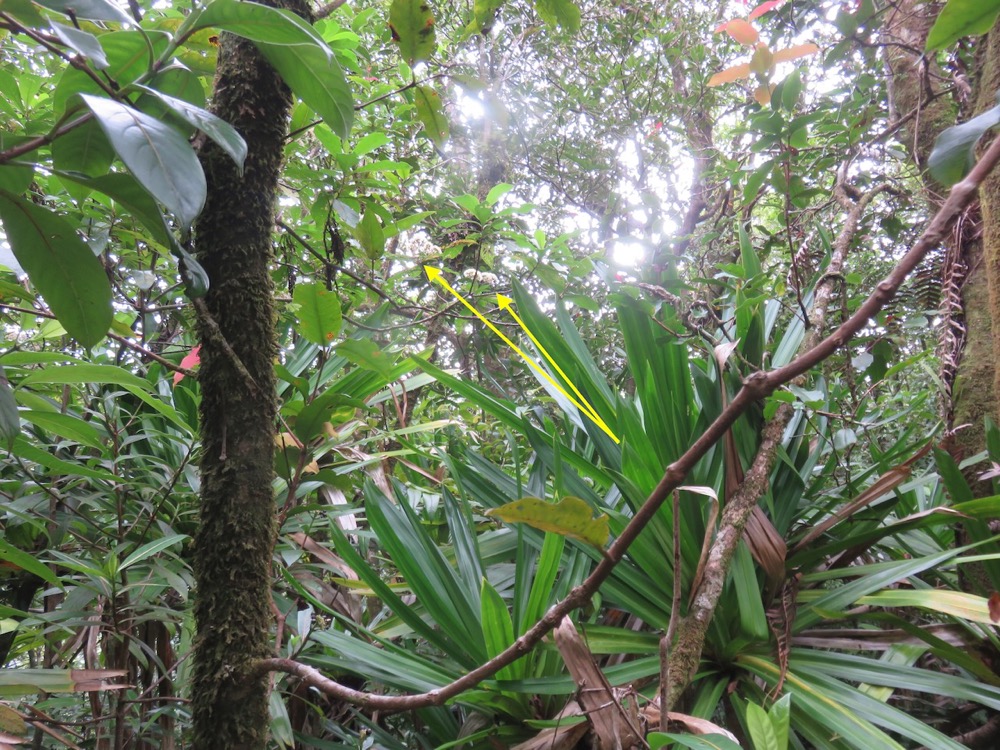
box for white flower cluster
[405,233,439,259]
[462,269,499,287]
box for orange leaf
[749,0,785,21]
[989,592,1000,623]
[754,83,774,106]
[772,42,821,64]
[714,18,759,45]
[707,62,752,87]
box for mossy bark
[190,2,309,747]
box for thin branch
[253,133,1000,711]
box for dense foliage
[3,0,1000,747]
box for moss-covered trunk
[190,2,308,747]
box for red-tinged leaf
[989,592,1000,623]
[708,62,752,87]
[772,42,821,64]
[754,83,774,106]
[749,0,785,21]
[174,345,201,385]
[714,18,759,45]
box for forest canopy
[2,0,1000,748]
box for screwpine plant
[3,0,1000,747]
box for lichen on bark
[190,1,311,747]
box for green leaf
[19,363,152,391]
[256,41,354,139]
[50,22,108,68]
[80,94,206,229]
[20,411,104,450]
[336,339,392,378]
[56,171,171,247]
[0,191,112,348]
[858,589,996,624]
[293,282,342,346]
[0,538,57,585]
[194,0,330,47]
[928,101,1000,186]
[648,733,743,750]
[480,578,520,680]
[0,369,18,445]
[134,86,247,172]
[768,693,791,750]
[745,700,779,750]
[485,182,513,206]
[51,120,115,193]
[926,0,1000,50]
[413,84,449,147]
[34,0,133,24]
[534,0,581,32]
[120,534,188,571]
[355,206,385,259]
[389,0,436,65]
[486,496,609,550]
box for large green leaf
[928,99,1000,185]
[134,85,247,171]
[926,0,1000,50]
[534,0,581,32]
[255,41,354,139]
[194,0,330,47]
[293,282,342,346]
[389,0,436,65]
[34,0,132,24]
[413,84,449,147]
[80,95,206,229]
[51,119,115,201]
[20,363,152,391]
[0,191,112,348]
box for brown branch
[253,133,1000,711]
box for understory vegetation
[2,0,1000,748]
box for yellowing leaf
[707,62,752,87]
[750,42,774,78]
[714,18,759,45]
[771,42,820,64]
[754,83,774,106]
[486,496,609,549]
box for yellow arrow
[425,267,619,443]
[496,293,603,424]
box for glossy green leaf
[389,0,436,65]
[0,191,112,348]
[648,733,743,750]
[481,578,521,680]
[194,0,330,47]
[120,534,188,570]
[336,339,392,378]
[20,411,104,449]
[768,693,791,750]
[293,283,342,346]
[256,41,354,139]
[487,496,609,550]
[34,0,133,24]
[413,84,449,147]
[745,700,779,750]
[0,369,18,445]
[50,22,108,68]
[926,0,1000,50]
[134,86,247,172]
[20,363,151,391]
[0,539,57,585]
[928,101,1000,186]
[80,94,206,229]
[51,120,115,197]
[57,171,171,247]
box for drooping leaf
[0,191,113,348]
[293,283,342,346]
[928,101,1000,185]
[413,84,449,147]
[926,0,1000,51]
[134,85,247,172]
[80,94,206,229]
[19,363,152,391]
[389,0,436,65]
[534,0,581,32]
[336,338,392,378]
[255,41,354,139]
[194,0,331,48]
[647,733,743,750]
[486,496,609,550]
[0,538,58,585]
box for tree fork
[190,1,311,747]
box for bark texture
[190,2,309,747]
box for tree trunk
[190,2,309,746]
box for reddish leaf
[749,0,785,21]
[772,42,821,64]
[707,62,752,87]
[989,592,1000,623]
[714,18,759,45]
[173,345,201,385]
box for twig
[193,298,259,395]
[252,132,1000,712]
